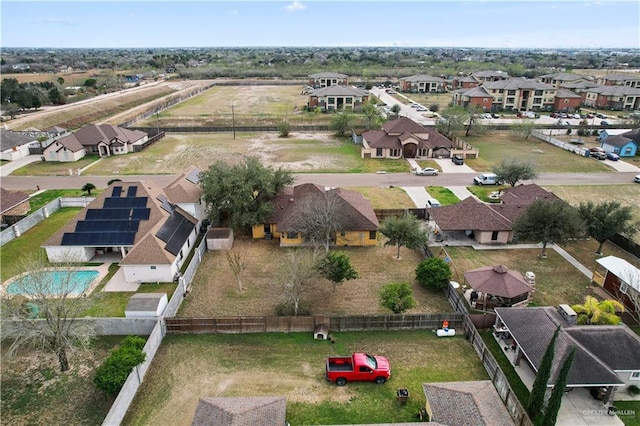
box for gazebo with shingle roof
[463,264,533,310]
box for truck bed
[327,358,353,372]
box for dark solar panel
[112,186,122,197]
[76,220,140,233]
[62,232,136,246]
[103,197,148,209]
[186,169,200,184]
[156,211,182,242]
[126,186,138,197]
[165,216,196,256]
[131,208,150,220]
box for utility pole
[231,104,236,139]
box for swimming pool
[5,270,100,296]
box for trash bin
[397,388,409,404]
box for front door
[403,144,417,158]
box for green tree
[492,157,539,187]
[390,104,401,116]
[81,182,96,195]
[330,111,353,136]
[415,257,452,291]
[378,213,429,259]
[316,250,358,292]
[200,156,293,231]
[57,76,65,85]
[83,78,97,88]
[527,326,561,423]
[577,201,639,255]
[380,282,416,314]
[277,120,290,137]
[541,348,577,426]
[437,106,468,136]
[362,101,380,130]
[513,200,583,258]
[94,336,146,395]
[571,296,625,325]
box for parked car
[634,175,640,183]
[590,147,606,153]
[426,198,441,208]
[591,151,607,160]
[606,152,620,161]
[596,113,607,119]
[416,106,428,111]
[600,120,610,126]
[492,113,500,118]
[573,114,581,119]
[452,155,464,165]
[557,120,570,126]
[587,113,595,119]
[326,353,391,386]
[473,173,503,185]
[483,113,492,119]
[415,167,438,176]
[559,113,568,119]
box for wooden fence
[374,208,426,221]
[165,313,464,334]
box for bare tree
[226,251,248,292]
[1,253,95,372]
[279,249,319,316]
[286,189,350,254]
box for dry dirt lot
[178,237,452,317]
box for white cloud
[284,1,306,13]
[42,17,75,26]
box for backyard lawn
[440,246,596,308]
[123,331,488,426]
[178,237,452,317]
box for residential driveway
[434,158,476,174]
[446,186,476,201]
[0,155,42,177]
[401,186,431,208]
[604,158,640,172]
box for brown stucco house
[46,124,148,160]
[252,183,379,248]
[361,117,455,159]
[307,85,369,112]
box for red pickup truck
[325,353,391,386]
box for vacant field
[396,92,451,111]
[123,331,488,425]
[1,69,127,84]
[441,246,595,307]
[463,131,612,173]
[178,237,451,317]
[138,85,330,127]
[5,80,210,131]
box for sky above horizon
[1,1,639,49]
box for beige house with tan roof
[42,168,205,283]
[361,117,455,159]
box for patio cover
[463,264,533,298]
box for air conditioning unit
[557,304,577,325]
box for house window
[507,90,516,96]
[535,90,543,96]
[491,231,499,241]
[340,231,346,237]
[631,371,640,380]
[369,231,376,240]
[150,266,156,270]
[327,97,335,105]
[506,97,514,104]
[624,147,632,155]
[376,148,383,157]
[533,98,542,104]
[345,97,352,104]
[483,99,488,103]
[286,232,297,239]
[620,282,629,295]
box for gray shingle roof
[586,85,640,96]
[0,129,36,152]
[309,85,368,97]
[463,264,533,298]
[423,381,514,426]
[472,70,510,79]
[483,78,555,91]
[401,74,446,83]
[0,188,30,214]
[601,135,636,148]
[73,124,147,147]
[539,72,588,81]
[495,307,628,387]
[499,184,560,205]
[555,89,582,99]
[192,396,286,426]
[429,197,512,231]
[362,117,455,150]
[460,86,492,98]
[309,72,348,79]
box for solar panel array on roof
[61,232,136,246]
[155,210,196,256]
[61,190,150,247]
[104,197,147,209]
[127,186,138,197]
[186,169,200,184]
[156,194,174,213]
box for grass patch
[0,336,122,426]
[347,187,415,209]
[479,329,530,406]
[462,131,612,173]
[10,156,101,176]
[426,186,460,206]
[27,189,103,212]
[441,246,595,307]
[615,401,640,426]
[466,184,506,203]
[123,331,488,425]
[0,207,82,282]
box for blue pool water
[6,270,100,296]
